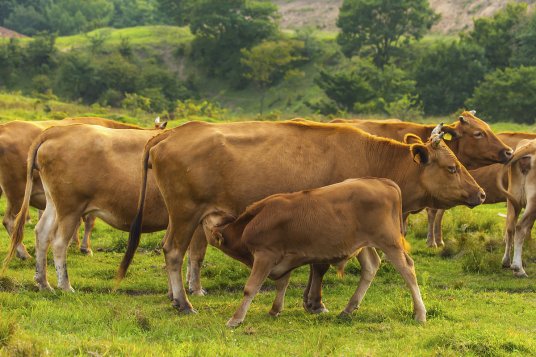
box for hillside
[274,0,536,34]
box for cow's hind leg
[511,203,536,277]
[187,227,208,296]
[303,263,329,313]
[163,218,199,314]
[383,246,426,322]
[426,208,437,248]
[502,200,520,268]
[34,204,56,291]
[340,247,381,317]
[3,203,31,260]
[269,272,291,317]
[80,215,96,255]
[51,214,81,292]
[227,254,274,328]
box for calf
[205,178,425,327]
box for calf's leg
[383,246,426,322]
[269,272,291,317]
[187,227,208,296]
[227,255,274,328]
[340,248,381,316]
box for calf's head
[405,132,485,209]
[440,111,512,169]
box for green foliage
[155,0,192,26]
[467,66,536,124]
[413,40,488,115]
[511,9,536,67]
[189,0,279,78]
[175,99,227,119]
[336,0,438,68]
[464,2,528,69]
[314,58,416,114]
[384,94,423,120]
[241,39,306,113]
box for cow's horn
[431,123,444,136]
[155,116,161,124]
[469,110,476,115]
[432,132,445,148]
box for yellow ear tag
[443,133,452,141]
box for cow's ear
[441,125,459,141]
[411,144,430,165]
[404,133,423,144]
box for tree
[155,0,192,26]
[464,2,527,69]
[189,0,279,77]
[241,39,305,114]
[414,40,488,115]
[467,66,536,124]
[336,0,438,68]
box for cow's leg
[402,212,410,236]
[426,208,438,248]
[303,263,330,313]
[68,219,82,249]
[433,209,446,247]
[339,247,381,316]
[269,272,291,317]
[227,255,274,328]
[80,215,96,255]
[3,203,31,260]
[502,200,520,268]
[511,203,536,277]
[163,219,199,314]
[187,228,208,296]
[51,214,81,292]
[384,247,426,322]
[34,203,56,291]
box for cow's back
[37,125,167,231]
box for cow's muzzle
[467,189,486,208]
[500,148,514,163]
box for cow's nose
[479,190,486,203]
[502,149,513,161]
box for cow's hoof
[16,250,32,260]
[436,240,445,247]
[414,311,427,323]
[226,318,242,328]
[426,241,437,248]
[513,270,528,278]
[80,248,93,256]
[268,308,281,317]
[36,282,54,292]
[189,288,207,297]
[303,302,329,314]
[501,260,511,269]
[172,301,197,315]
[59,286,75,293]
[337,311,352,321]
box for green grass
[1,201,535,356]
[1,95,536,355]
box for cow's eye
[448,166,457,174]
[474,131,484,138]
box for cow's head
[405,132,485,209]
[439,110,512,169]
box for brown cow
[0,117,164,259]
[185,111,513,296]
[497,139,536,277]
[426,132,536,247]
[4,124,169,291]
[117,120,483,314]
[203,178,425,327]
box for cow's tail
[3,133,45,270]
[116,130,172,283]
[496,144,535,213]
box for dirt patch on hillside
[0,26,28,38]
[275,0,536,34]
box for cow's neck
[347,136,431,213]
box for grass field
[1,94,536,355]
